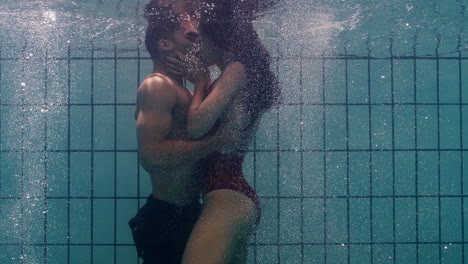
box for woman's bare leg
[181,189,258,264]
[229,235,250,264]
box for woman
[165,1,281,263]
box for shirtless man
[128,2,241,263]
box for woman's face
[194,27,224,67]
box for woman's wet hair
[144,1,182,60]
[199,0,282,116]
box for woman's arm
[186,62,247,139]
[164,52,247,139]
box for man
[128,1,241,263]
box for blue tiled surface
[1,16,467,264]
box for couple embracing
[129,0,281,263]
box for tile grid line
[299,50,305,264]
[344,44,351,264]
[390,38,397,263]
[66,44,72,264]
[2,194,468,201]
[437,42,443,264]
[3,148,468,154]
[457,41,465,264]
[90,42,96,264]
[43,47,50,264]
[275,43,281,263]
[321,54,328,264]
[19,42,27,264]
[413,42,420,264]
[113,43,118,264]
[1,241,468,247]
[2,55,468,62]
[0,47,2,200]
[252,104,258,263]
[5,102,468,107]
[367,42,374,264]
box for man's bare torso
[136,73,201,204]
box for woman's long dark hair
[199,0,281,117]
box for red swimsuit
[199,83,261,220]
[200,152,261,219]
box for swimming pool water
[0,0,467,263]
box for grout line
[366,41,374,264]
[322,54,328,264]
[457,42,465,264]
[390,38,397,263]
[90,41,95,264]
[414,43,420,264]
[0,241,466,247]
[113,43,118,264]
[3,148,468,154]
[437,48,443,264]
[43,47,49,264]
[1,55,468,62]
[344,44,351,264]
[67,44,72,264]
[0,46,2,199]
[299,50,305,264]
[19,42,27,264]
[1,194,467,200]
[275,43,281,263]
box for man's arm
[136,76,225,173]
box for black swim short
[128,194,202,264]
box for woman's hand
[165,50,209,85]
[164,50,188,78]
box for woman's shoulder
[223,61,246,77]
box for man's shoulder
[138,74,178,99]
[139,73,174,93]
[137,74,178,106]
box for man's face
[169,16,200,54]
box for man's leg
[181,190,258,264]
